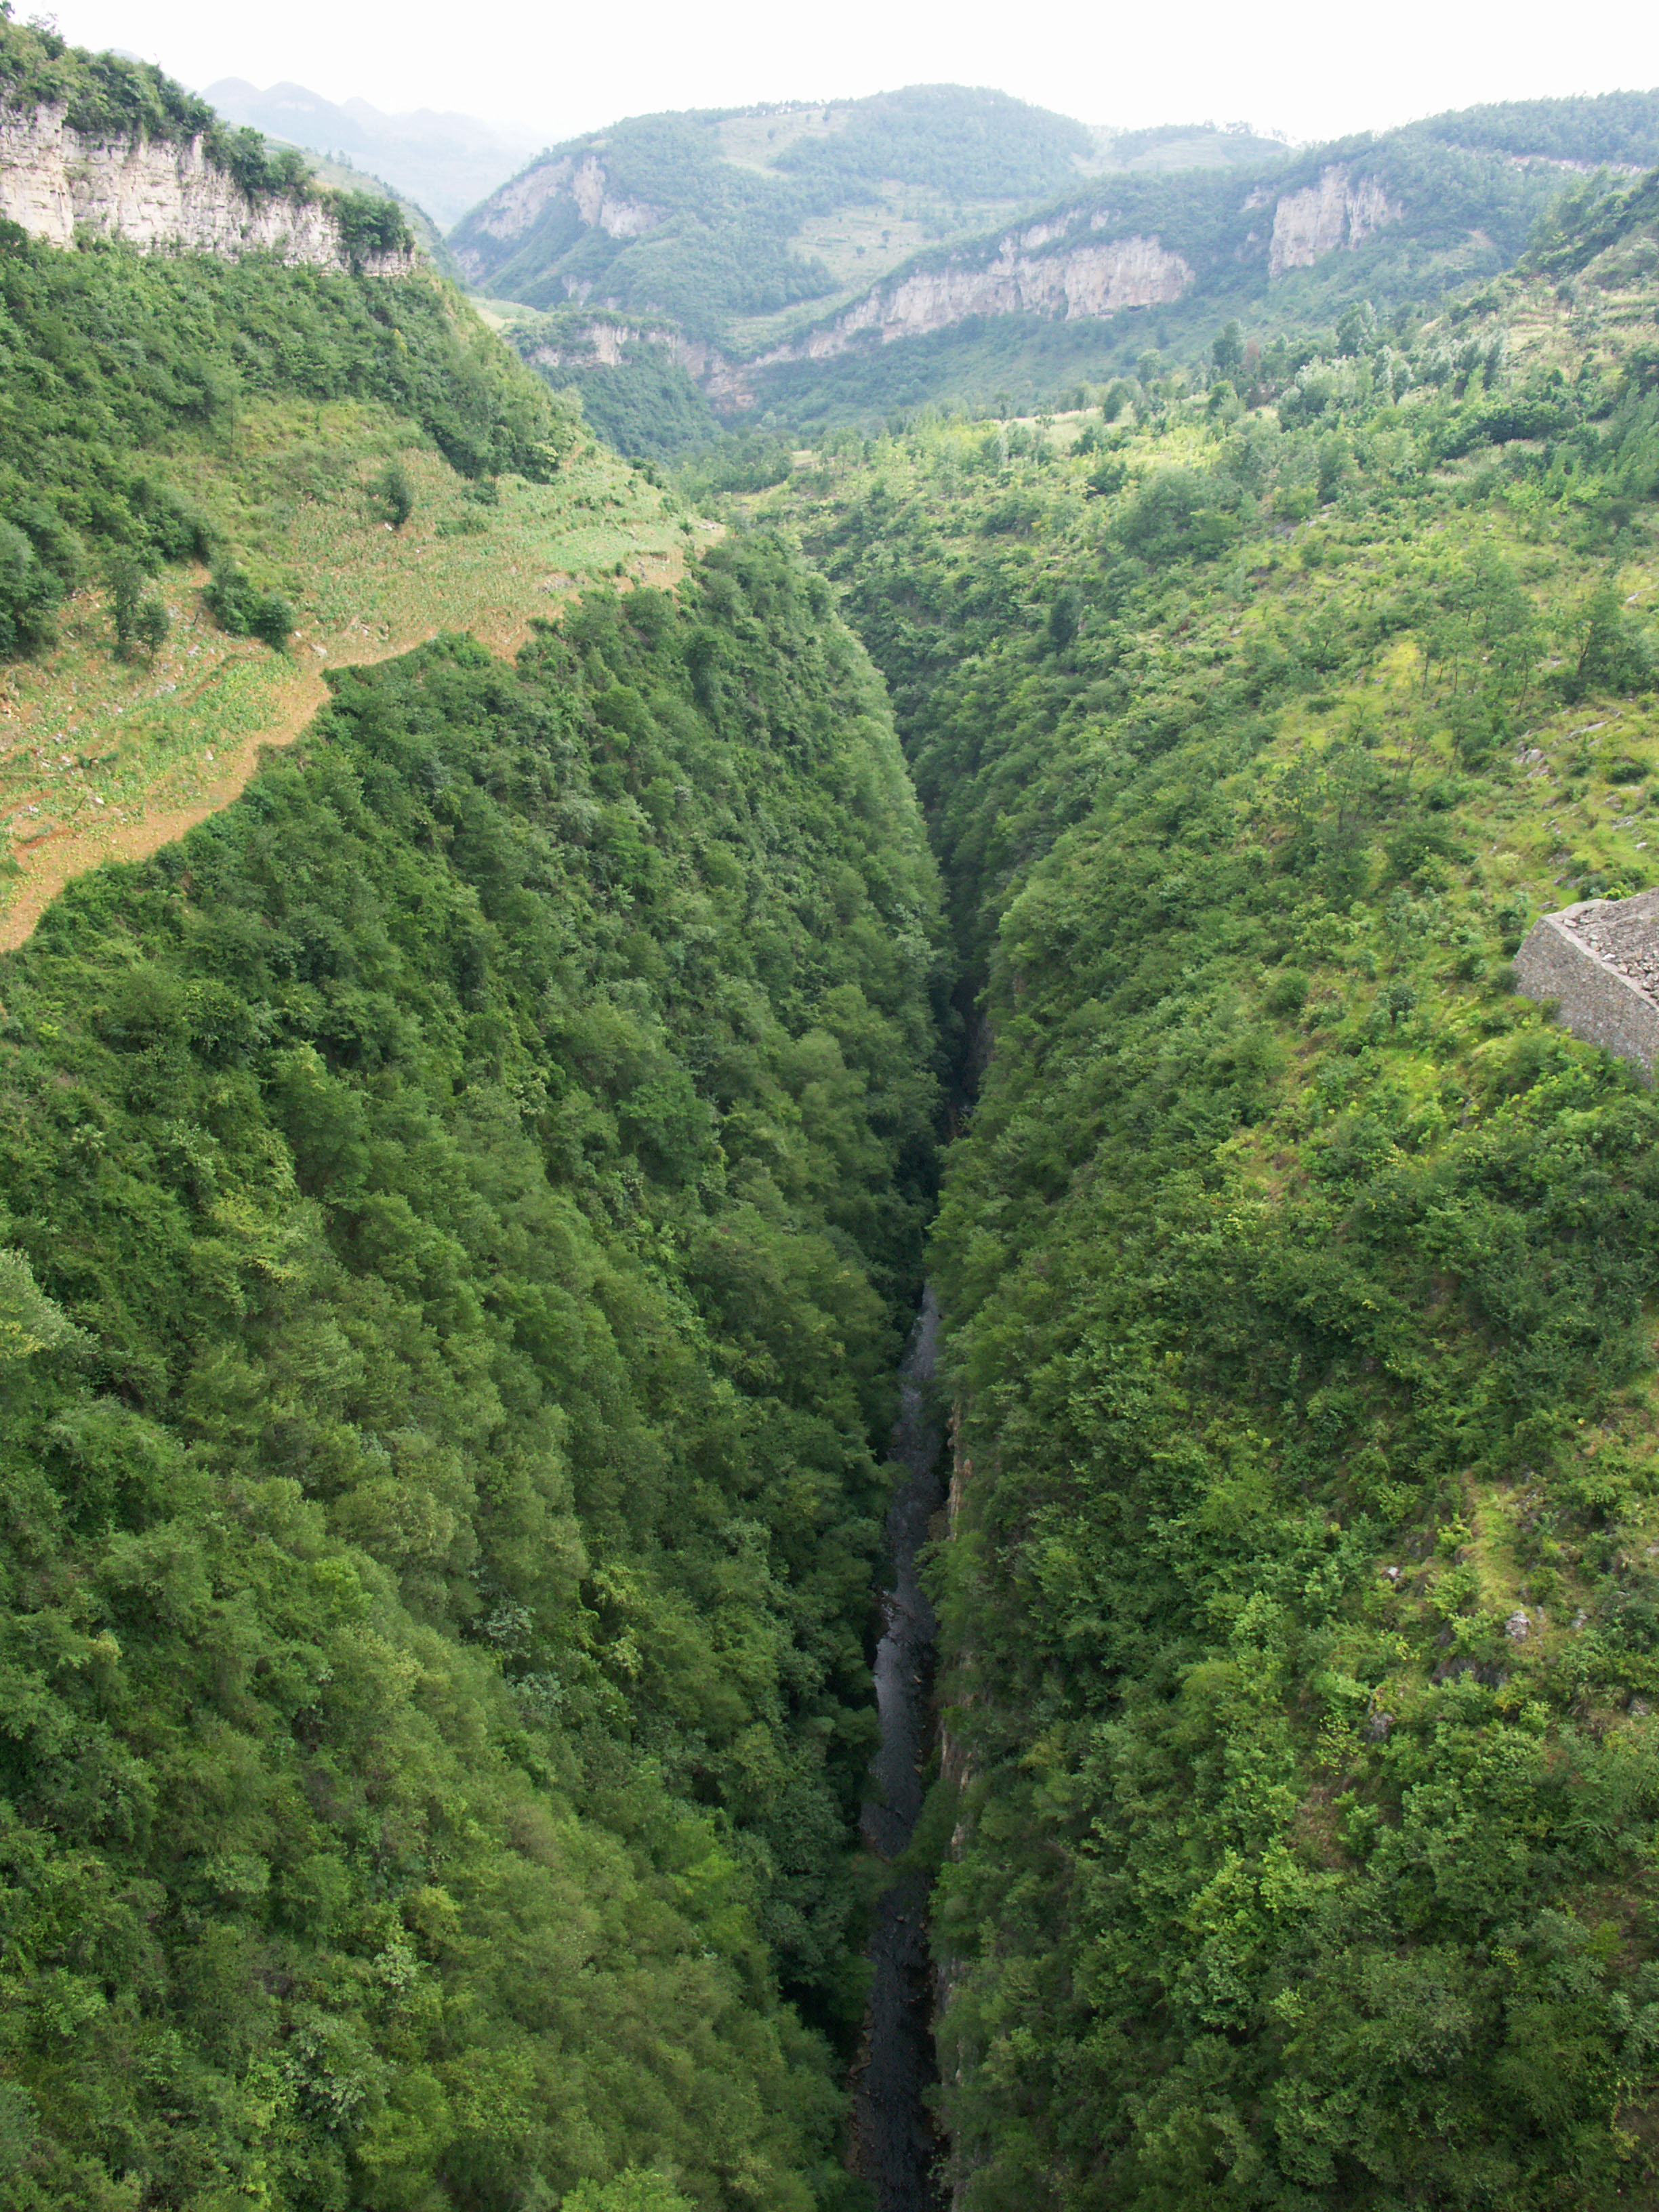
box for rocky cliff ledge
[829,226,1192,344]
[701,227,1193,402]
[520,313,682,369]
[1267,163,1401,277]
[455,150,659,284]
[0,103,413,269]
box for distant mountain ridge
[202,77,539,226]
[450,87,1285,340]
[463,83,1659,428]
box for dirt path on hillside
[0,541,707,955]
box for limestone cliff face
[458,153,570,249]
[711,228,1191,399]
[1268,164,1400,277]
[0,102,413,269]
[455,150,659,280]
[703,161,1408,404]
[568,155,659,240]
[829,227,1190,344]
[524,315,678,368]
[498,144,1418,415]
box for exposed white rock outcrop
[859,229,1191,336]
[525,315,679,368]
[568,155,659,240]
[455,150,659,279]
[0,103,411,268]
[1502,152,1645,177]
[461,155,571,247]
[1268,165,1399,277]
[711,229,1191,401]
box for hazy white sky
[47,0,1659,147]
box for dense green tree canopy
[0,535,941,2210]
[8,30,1659,2208]
[760,247,1659,2202]
[769,86,1092,202]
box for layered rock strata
[1268,163,1401,276]
[522,315,681,368]
[701,229,1193,403]
[0,103,411,269]
[454,150,659,280]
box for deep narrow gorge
[5,20,1659,2209]
[0,540,946,2211]
[773,262,1659,2197]
[853,1291,947,2211]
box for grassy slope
[748,220,1659,2204]
[0,398,700,946]
[0,197,716,947]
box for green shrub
[203,556,293,649]
[0,517,61,655]
[373,457,415,527]
[1265,964,1311,1012]
[1118,466,1244,564]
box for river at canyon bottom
[851,1286,948,2211]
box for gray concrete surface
[1515,889,1659,1078]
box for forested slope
[741,102,1659,430]
[474,81,1659,436]
[760,197,1659,2204]
[0,113,708,945]
[14,21,1659,2207]
[0,537,941,2209]
[0,201,565,662]
[450,89,1111,335]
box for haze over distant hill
[452,87,1285,336]
[202,77,539,226]
[458,81,1659,436]
[450,85,1292,445]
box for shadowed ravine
[852,1288,949,2210]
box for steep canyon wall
[0,103,413,269]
